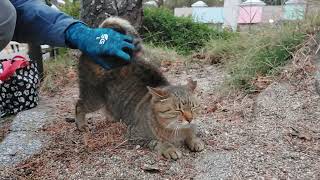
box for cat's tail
[99,17,139,37]
[99,17,143,57]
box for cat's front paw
[76,123,90,132]
[187,138,205,152]
[161,147,182,160]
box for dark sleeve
[11,0,80,47]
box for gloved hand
[65,22,135,69]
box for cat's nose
[183,111,193,123]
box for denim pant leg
[0,0,17,51]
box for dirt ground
[0,117,13,143]
[0,57,320,179]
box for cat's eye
[159,109,170,113]
[191,106,200,111]
[160,99,168,103]
[158,111,179,118]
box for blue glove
[65,22,135,69]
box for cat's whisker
[171,126,176,138]
[166,121,175,129]
[174,128,178,139]
[174,127,178,138]
[170,127,176,138]
[170,124,178,138]
[175,127,179,138]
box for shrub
[201,23,306,91]
[226,26,305,90]
[141,7,233,55]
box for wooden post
[28,44,44,81]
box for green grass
[202,23,308,91]
[40,53,77,94]
[142,43,185,66]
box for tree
[80,0,143,30]
[156,0,164,6]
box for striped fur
[75,17,204,160]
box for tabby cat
[76,17,204,160]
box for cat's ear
[187,78,197,92]
[147,86,168,98]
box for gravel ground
[0,59,320,179]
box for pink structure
[237,0,266,24]
[238,6,263,23]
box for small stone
[141,164,161,173]
[135,145,141,149]
[160,67,169,72]
[96,5,102,10]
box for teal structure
[192,7,224,23]
[283,4,306,20]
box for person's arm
[11,0,135,69]
[11,0,78,47]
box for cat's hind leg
[75,99,89,132]
[102,105,115,122]
[75,98,103,132]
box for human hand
[65,22,135,69]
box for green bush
[201,12,320,91]
[141,7,233,55]
[224,26,305,90]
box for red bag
[0,55,40,117]
[0,55,30,82]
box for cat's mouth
[165,119,195,129]
[134,50,143,57]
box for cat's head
[99,17,143,57]
[147,79,201,129]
